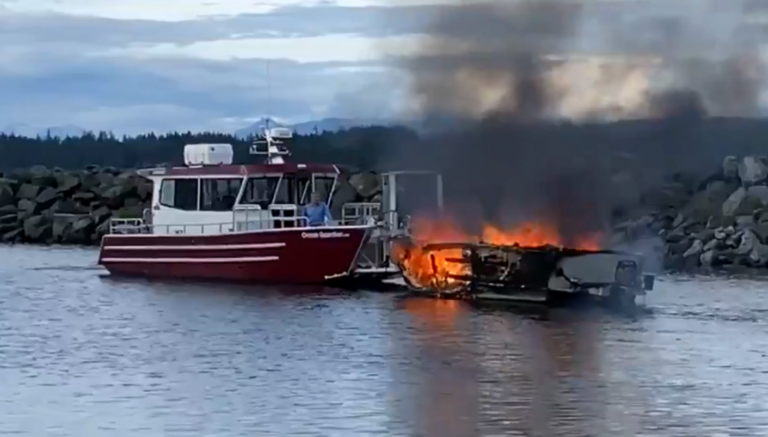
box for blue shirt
[303,202,332,226]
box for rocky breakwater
[613,156,768,271]
[0,166,150,245]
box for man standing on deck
[303,191,333,226]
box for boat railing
[341,202,382,225]
[110,218,150,234]
[339,202,415,237]
[108,215,313,235]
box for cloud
[0,1,435,134]
[3,0,767,134]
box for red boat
[98,125,443,285]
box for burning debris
[391,215,601,291]
[389,215,653,311]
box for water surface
[0,245,767,436]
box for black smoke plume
[385,0,766,245]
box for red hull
[98,226,372,284]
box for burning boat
[97,119,654,306]
[390,219,655,310]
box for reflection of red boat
[98,124,443,284]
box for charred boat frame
[394,241,655,310]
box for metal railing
[339,203,414,236]
[341,202,382,225]
[110,218,151,235]
[107,202,418,236]
[109,215,312,235]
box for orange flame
[391,215,601,289]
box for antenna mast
[249,59,293,164]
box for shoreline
[4,154,768,273]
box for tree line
[0,126,418,171]
[4,117,768,174]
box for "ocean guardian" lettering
[301,231,350,239]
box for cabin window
[241,176,279,208]
[274,175,296,204]
[313,175,336,203]
[159,178,199,211]
[200,178,242,211]
[297,176,311,204]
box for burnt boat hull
[395,241,653,311]
[98,226,372,284]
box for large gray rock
[707,215,735,229]
[723,156,739,179]
[95,171,115,187]
[348,171,381,200]
[90,206,112,224]
[734,229,768,266]
[50,199,88,215]
[0,214,16,225]
[35,187,59,207]
[99,174,144,208]
[70,216,96,240]
[16,183,41,200]
[94,220,110,239]
[753,222,768,243]
[29,165,56,188]
[72,191,96,203]
[17,199,39,220]
[52,214,75,242]
[722,187,767,217]
[738,156,768,186]
[52,213,91,244]
[1,228,22,243]
[747,185,768,204]
[114,205,145,219]
[8,168,32,184]
[329,178,360,220]
[683,239,704,257]
[22,214,52,241]
[0,182,15,208]
[55,172,81,193]
[681,180,734,223]
[0,213,18,233]
[736,215,755,229]
[137,180,153,201]
[79,172,99,192]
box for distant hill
[233,117,395,138]
[1,123,86,138]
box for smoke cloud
[385,0,767,245]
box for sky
[3,0,767,135]
[0,0,447,134]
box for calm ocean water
[0,245,767,436]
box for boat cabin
[135,144,342,235]
[110,125,444,267]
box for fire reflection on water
[391,299,630,436]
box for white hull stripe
[102,224,373,238]
[101,256,279,263]
[105,242,286,251]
